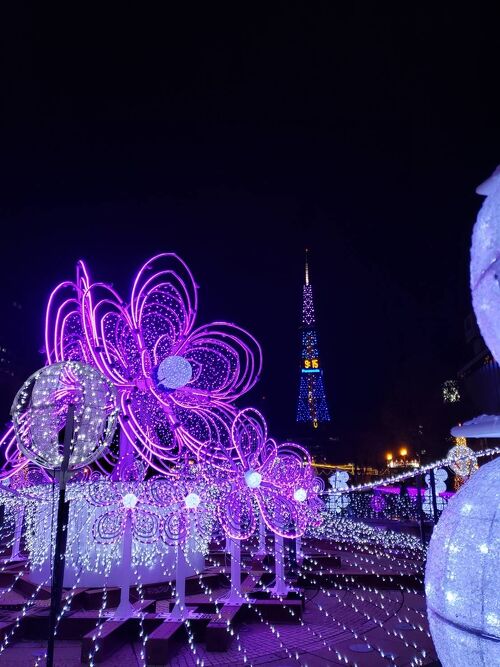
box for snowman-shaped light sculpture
[425,166,500,667]
[470,165,500,363]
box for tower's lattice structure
[296,251,331,428]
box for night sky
[1,5,499,463]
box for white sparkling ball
[294,488,307,502]
[447,445,478,477]
[184,492,201,509]
[425,456,500,666]
[11,361,117,471]
[122,493,138,509]
[244,470,262,489]
[157,355,193,389]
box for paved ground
[0,541,439,666]
[0,587,438,666]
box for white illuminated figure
[156,355,193,390]
[425,167,500,666]
[471,165,500,363]
[422,468,447,518]
[425,456,500,666]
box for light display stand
[255,516,267,556]
[415,474,426,545]
[272,533,289,597]
[47,405,74,667]
[10,506,25,560]
[170,543,189,620]
[227,537,245,604]
[295,536,303,562]
[113,509,134,619]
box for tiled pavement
[0,588,438,666]
[0,542,439,666]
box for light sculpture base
[26,495,204,588]
[255,517,267,556]
[170,543,190,620]
[113,510,134,619]
[271,533,290,597]
[226,537,246,605]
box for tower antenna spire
[305,248,309,286]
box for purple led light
[41,254,263,475]
[207,408,322,540]
[1,251,324,549]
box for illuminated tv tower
[296,250,331,428]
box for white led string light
[338,446,500,494]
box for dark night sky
[0,4,499,462]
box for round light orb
[184,492,201,509]
[156,355,193,390]
[294,487,307,502]
[425,456,500,666]
[122,492,138,509]
[244,469,262,489]
[11,361,118,471]
[471,165,500,364]
[447,445,478,478]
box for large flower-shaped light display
[209,408,319,539]
[41,254,262,475]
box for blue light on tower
[296,250,331,428]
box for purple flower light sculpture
[43,254,262,475]
[211,408,317,540]
[87,477,160,547]
[145,470,214,550]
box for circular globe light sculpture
[425,456,500,666]
[11,361,118,470]
[447,444,478,478]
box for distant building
[295,250,334,460]
[296,250,331,428]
